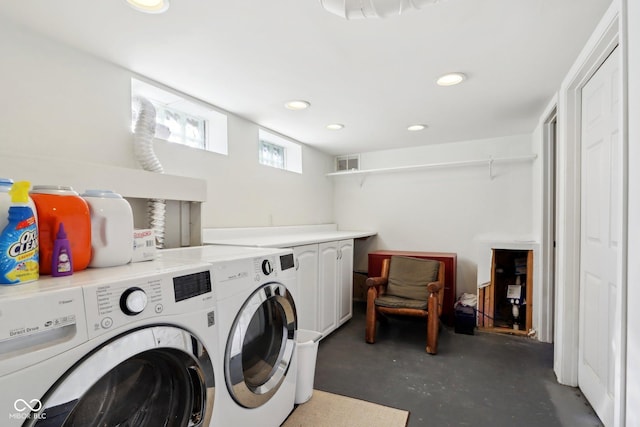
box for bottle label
[9,229,38,258]
[57,248,72,273]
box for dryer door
[225,282,296,408]
[26,326,215,427]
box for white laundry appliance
[160,245,298,427]
[0,258,220,427]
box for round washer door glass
[225,282,296,408]
[26,326,215,427]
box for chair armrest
[366,277,388,287]
[426,281,443,294]
[427,281,444,318]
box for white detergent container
[82,190,134,267]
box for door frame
[540,103,557,344]
[554,2,627,425]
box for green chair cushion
[386,256,439,301]
[375,295,428,310]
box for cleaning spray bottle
[0,181,39,285]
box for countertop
[202,225,376,248]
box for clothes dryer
[160,246,298,427]
[0,258,220,427]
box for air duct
[133,96,166,249]
[320,0,441,19]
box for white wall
[333,134,535,296]
[0,19,334,230]
[153,117,334,228]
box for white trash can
[295,329,323,404]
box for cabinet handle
[295,258,299,271]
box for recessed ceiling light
[327,123,344,130]
[436,72,466,86]
[284,100,310,110]
[125,0,170,13]
[407,124,427,131]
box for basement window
[131,78,228,155]
[258,129,302,174]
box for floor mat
[281,389,409,427]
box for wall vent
[336,154,360,172]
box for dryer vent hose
[133,96,165,249]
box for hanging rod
[325,154,537,178]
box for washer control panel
[120,287,148,315]
[261,259,273,275]
[83,265,214,339]
[254,256,279,281]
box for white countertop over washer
[202,224,376,248]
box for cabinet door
[293,244,319,332]
[337,239,354,325]
[318,241,338,336]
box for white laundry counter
[202,224,376,338]
[202,224,376,248]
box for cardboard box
[132,229,156,262]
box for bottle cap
[81,189,123,199]
[9,181,31,204]
[57,223,68,240]
[30,185,78,196]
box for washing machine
[0,257,220,427]
[160,245,298,427]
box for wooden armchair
[365,256,445,354]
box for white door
[293,244,319,331]
[318,241,338,336]
[337,239,354,325]
[579,46,620,427]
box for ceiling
[0,0,611,156]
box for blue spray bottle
[0,181,39,285]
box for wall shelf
[0,152,206,202]
[326,154,537,182]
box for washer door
[27,326,214,427]
[225,282,296,408]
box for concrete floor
[313,302,603,427]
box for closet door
[579,46,621,427]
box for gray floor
[313,302,603,427]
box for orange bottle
[30,185,91,275]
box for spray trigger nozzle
[8,181,31,204]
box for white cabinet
[293,244,319,331]
[337,239,354,325]
[294,239,354,338]
[318,241,339,336]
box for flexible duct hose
[320,0,441,19]
[133,96,166,249]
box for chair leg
[365,289,377,344]
[426,293,439,354]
